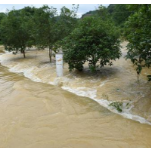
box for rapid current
[0,42,151,147]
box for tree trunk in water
[23,49,26,58]
[21,49,26,58]
[92,55,96,70]
[49,47,52,63]
[137,74,140,83]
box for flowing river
[0,42,151,147]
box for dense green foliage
[108,4,133,27]
[0,5,78,60]
[0,4,133,62]
[31,5,78,62]
[0,9,32,58]
[31,5,57,62]
[82,4,133,29]
[0,13,6,44]
[61,15,121,72]
[56,5,78,41]
[124,4,151,80]
[1,4,151,79]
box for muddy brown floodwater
[1,42,151,147]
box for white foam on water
[62,86,97,99]
[61,86,151,125]
[8,64,42,82]
[0,52,151,126]
[94,98,151,125]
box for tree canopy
[82,4,133,28]
[61,15,121,72]
[0,5,78,60]
[124,4,151,80]
[0,13,6,44]
[0,9,32,58]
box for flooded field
[0,42,151,147]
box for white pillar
[56,53,63,77]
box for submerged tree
[124,4,151,80]
[0,9,33,58]
[0,13,6,44]
[32,5,57,62]
[32,5,78,63]
[61,15,121,72]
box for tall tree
[124,4,151,80]
[57,5,78,40]
[0,9,33,58]
[20,6,37,48]
[53,5,78,51]
[33,5,78,62]
[32,5,57,62]
[0,13,6,44]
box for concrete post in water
[56,51,63,77]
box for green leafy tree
[32,5,57,62]
[107,4,116,14]
[0,13,6,44]
[33,5,78,62]
[0,13,6,21]
[124,4,151,80]
[55,5,78,43]
[0,9,33,58]
[20,6,37,48]
[108,4,133,27]
[61,16,121,72]
[81,4,133,29]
